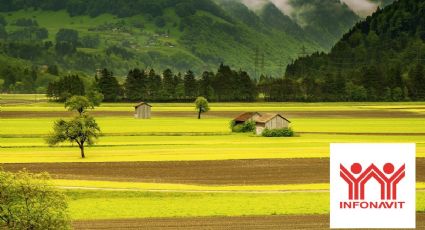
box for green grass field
[65,190,425,220]
[1,133,424,163]
[2,95,425,222]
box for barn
[233,112,261,125]
[134,102,152,119]
[254,113,291,135]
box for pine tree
[97,68,121,101]
[184,70,197,99]
[162,68,175,100]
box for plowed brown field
[3,158,425,184]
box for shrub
[262,127,294,137]
[0,169,71,229]
[230,120,256,133]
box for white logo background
[330,143,416,229]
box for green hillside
[0,0,324,80]
[260,0,425,102]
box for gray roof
[254,113,291,123]
[134,102,152,108]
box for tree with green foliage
[47,113,100,158]
[0,15,7,26]
[2,66,16,92]
[162,68,176,100]
[47,64,59,75]
[86,81,104,106]
[55,28,79,55]
[195,96,210,119]
[46,75,85,101]
[124,68,147,101]
[199,71,214,99]
[154,16,166,28]
[409,63,425,100]
[97,68,121,101]
[0,25,7,40]
[55,28,79,45]
[0,169,71,230]
[184,70,197,99]
[64,95,93,115]
[146,69,162,100]
[175,2,196,17]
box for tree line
[46,64,257,102]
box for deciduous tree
[195,96,209,119]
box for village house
[232,112,291,135]
[134,102,152,119]
[254,113,291,135]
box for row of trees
[46,64,257,102]
[46,61,425,103]
[259,63,425,102]
[124,64,256,102]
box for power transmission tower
[254,47,259,78]
[299,45,308,57]
[298,46,308,78]
[279,59,284,77]
[260,52,265,75]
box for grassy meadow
[1,94,425,222]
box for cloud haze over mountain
[241,0,293,15]
[238,0,381,17]
[340,0,378,17]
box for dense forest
[260,0,425,101]
[47,64,257,102]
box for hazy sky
[239,0,379,17]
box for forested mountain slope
[263,0,425,102]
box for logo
[330,144,415,228]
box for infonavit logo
[330,144,416,229]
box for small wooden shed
[134,102,152,119]
[254,113,291,135]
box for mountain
[268,0,425,102]
[0,0,395,94]
[0,0,323,81]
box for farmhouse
[233,112,261,125]
[255,113,291,135]
[232,112,291,135]
[134,102,152,119]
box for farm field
[72,214,425,230]
[1,95,425,228]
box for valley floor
[2,95,425,228]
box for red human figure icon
[373,163,405,200]
[340,163,375,200]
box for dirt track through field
[72,214,425,230]
[1,110,424,118]
[3,158,425,185]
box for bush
[230,120,256,133]
[262,127,294,137]
[0,169,71,229]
